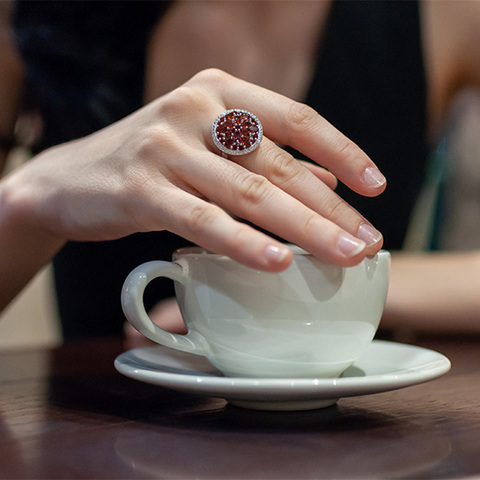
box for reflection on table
[1,335,480,479]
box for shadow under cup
[122,247,390,379]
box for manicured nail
[363,166,386,189]
[357,223,382,246]
[265,245,290,263]
[337,233,366,258]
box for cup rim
[173,245,390,261]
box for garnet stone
[212,109,263,155]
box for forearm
[382,251,480,333]
[0,173,65,312]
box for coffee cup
[122,246,390,378]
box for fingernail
[265,245,290,263]
[363,166,386,189]
[357,223,382,246]
[337,233,366,258]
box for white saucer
[114,340,450,411]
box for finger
[171,151,371,266]
[145,188,293,272]
[194,69,386,197]
[233,139,383,253]
[299,161,338,190]
[201,125,382,254]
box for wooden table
[1,335,480,479]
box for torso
[145,1,332,104]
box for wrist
[0,170,66,251]
[0,174,65,310]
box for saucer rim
[114,340,451,407]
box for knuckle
[263,145,301,187]
[335,138,359,163]
[303,211,320,236]
[158,86,209,120]
[135,125,180,162]
[236,173,271,211]
[287,102,319,139]
[184,203,218,237]
[225,222,250,251]
[321,195,346,221]
[190,67,229,85]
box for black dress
[14,1,427,339]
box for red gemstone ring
[212,109,263,156]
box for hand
[3,69,385,274]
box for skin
[384,251,480,335]
[0,69,385,312]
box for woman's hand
[2,69,385,288]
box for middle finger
[232,138,383,253]
[175,147,370,266]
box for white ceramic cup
[122,246,390,378]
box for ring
[212,109,263,156]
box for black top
[305,1,427,247]
[15,1,427,339]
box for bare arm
[383,251,480,334]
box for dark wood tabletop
[1,334,480,479]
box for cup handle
[121,261,210,356]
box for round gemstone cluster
[212,109,263,155]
